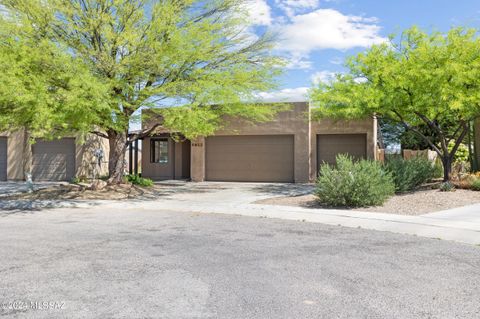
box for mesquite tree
[0,18,109,178]
[3,0,283,183]
[310,27,480,181]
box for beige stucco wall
[0,130,25,180]
[189,102,377,183]
[475,118,480,171]
[190,137,206,182]
[142,136,190,180]
[190,102,311,183]
[310,116,377,181]
[75,134,110,178]
[0,129,109,180]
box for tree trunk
[441,156,452,182]
[107,130,128,184]
[22,129,32,181]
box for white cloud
[275,0,320,17]
[285,54,312,69]
[255,87,309,102]
[278,9,386,54]
[329,57,344,65]
[311,70,337,85]
[244,0,272,26]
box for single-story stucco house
[141,102,378,183]
[6,102,477,183]
[0,102,377,183]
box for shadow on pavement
[251,183,315,197]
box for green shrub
[439,181,455,192]
[384,157,437,193]
[433,160,444,179]
[315,155,395,207]
[125,174,154,187]
[471,179,480,191]
[71,176,87,184]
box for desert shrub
[439,181,455,192]
[98,174,110,181]
[315,155,395,207]
[71,176,87,184]
[471,179,480,191]
[125,174,154,187]
[384,157,437,193]
[433,160,444,179]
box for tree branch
[128,123,163,142]
[90,130,109,139]
[391,111,443,155]
[449,122,469,161]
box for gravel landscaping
[255,188,480,215]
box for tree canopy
[2,0,284,182]
[0,18,108,140]
[310,27,480,180]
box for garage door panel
[32,139,75,181]
[206,135,294,182]
[0,137,7,181]
[317,134,367,170]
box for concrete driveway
[1,205,480,319]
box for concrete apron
[2,198,479,246]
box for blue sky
[246,0,480,102]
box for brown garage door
[0,137,7,181]
[206,135,294,182]
[32,138,76,181]
[317,134,367,171]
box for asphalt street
[0,206,479,318]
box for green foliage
[315,155,395,207]
[400,126,439,150]
[471,179,480,191]
[125,174,154,187]
[384,157,437,193]
[433,161,444,179]
[0,20,109,138]
[71,176,88,185]
[310,27,480,181]
[2,0,283,140]
[448,141,469,162]
[439,181,455,192]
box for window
[150,139,169,163]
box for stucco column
[294,106,311,183]
[190,137,205,182]
[474,118,480,172]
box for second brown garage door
[317,134,367,171]
[32,138,76,181]
[206,135,294,182]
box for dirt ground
[1,183,163,201]
[255,188,480,215]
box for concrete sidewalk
[135,200,480,245]
[3,196,478,245]
[1,181,479,245]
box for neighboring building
[0,129,109,181]
[141,102,378,183]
